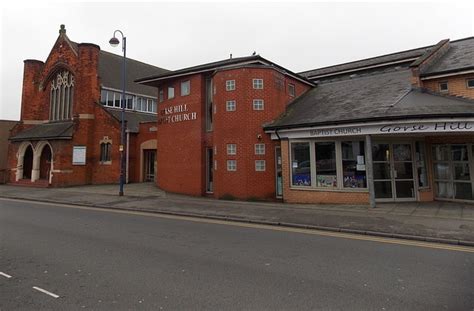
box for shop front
[268,119,474,205]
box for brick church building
[8,25,167,187]
[7,25,474,205]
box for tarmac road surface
[1,198,473,310]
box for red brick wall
[422,74,474,99]
[154,66,311,199]
[155,75,204,195]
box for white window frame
[181,80,191,96]
[439,81,448,93]
[467,78,474,89]
[255,160,266,171]
[227,160,237,171]
[288,83,295,97]
[168,86,175,99]
[226,80,235,91]
[227,144,237,155]
[253,99,264,110]
[253,79,263,89]
[255,143,265,155]
[226,100,236,111]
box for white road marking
[0,272,12,278]
[32,286,60,298]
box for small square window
[288,83,295,97]
[253,99,264,110]
[168,86,175,99]
[181,80,190,96]
[226,100,236,111]
[467,78,474,89]
[253,79,263,89]
[227,144,237,155]
[226,80,235,91]
[227,160,237,171]
[255,143,265,155]
[255,160,266,171]
[439,82,448,92]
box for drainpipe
[126,130,130,184]
[365,134,376,208]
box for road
[0,198,473,310]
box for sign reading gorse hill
[158,104,197,125]
[308,121,474,137]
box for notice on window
[72,146,86,165]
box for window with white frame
[253,79,263,89]
[255,160,266,171]
[467,78,474,89]
[226,100,236,111]
[50,71,74,121]
[227,160,237,171]
[288,83,295,97]
[159,89,164,102]
[168,86,175,99]
[226,80,235,91]
[227,144,237,155]
[181,80,190,96]
[255,143,265,155]
[100,88,157,114]
[253,99,264,110]
[439,81,448,92]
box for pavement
[0,183,474,245]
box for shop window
[315,142,337,187]
[253,99,264,110]
[255,160,266,171]
[288,83,295,97]
[100,142,112,163]
[342,141,367,188]
[255,144,265,155]
[227,144,236,155]
[226,80,235,91]
[415,142,429,188]
[227,160,237,171]
[466,78,474,89]
[439,81,448,92]
[291,142,311,186]
[168,86,175,99]
[253,79,263,89]
[226,100,236,111]
[181,80,190,96]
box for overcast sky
[1,1,473,120]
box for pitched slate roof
[99,51,169,97]
[421,37,474,76]
[264,68,474,130]
[299,46,431,80]
[10,122,74,141]
[104,108,156,133]
[136,55,314,86]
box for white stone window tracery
[50,71,75,121]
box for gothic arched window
[49,71,74,121]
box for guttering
[304,57,418,80]
[421,68,474,80]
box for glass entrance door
[372,143,416,201]
[143,150,156,182]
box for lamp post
[109,30,126,196]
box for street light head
[109,37,120,47]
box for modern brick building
[138,37,474,204]
[7,24,474,205]
[7,25,167,187]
